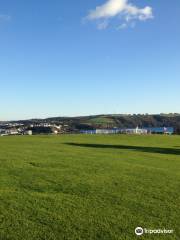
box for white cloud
[0,14,11,22]
[86,0,153,29]
[97,20,109,30]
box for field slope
[0,134,180,240]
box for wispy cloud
[86,0,153,29]
[0,14,11,22]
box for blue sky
[0,0,180,120]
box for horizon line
[1,112,180,122]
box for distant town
[0,114,179,136]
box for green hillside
[15,114,180,132]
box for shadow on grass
[65,143,180,155]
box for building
[121,126,148,135]
[81,127,148,135]
[24,130,33,135]
[80,130,96,134]
[146,127,174,134]
[95,129,120,134]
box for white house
[121,127,148,134]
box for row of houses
[80,127,174,135]
[29,123,63,129]
[0,123,70,136]
[0,125,174,136]
[0,129,32,136]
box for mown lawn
[0,134,180,240]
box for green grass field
[0,134,180,240]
